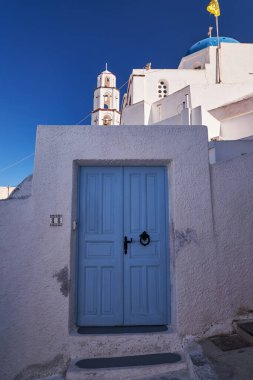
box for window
[105,76,110,87]
[103,115,112,125]
[103,93,111,109]
[158,80,168,99]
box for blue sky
[0,0,252,186]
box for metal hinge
[72,220,78,231]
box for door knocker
[139,231,150,246]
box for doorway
[77,166,169,326]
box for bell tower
[91,66,121,126]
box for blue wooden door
[77,167,123,326]
[77,167,168,326]
[123,167,168,325]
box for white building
[1,37,253,380]
[121,37,253,142]
[0,186,15,199]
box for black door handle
[124,236,133,254]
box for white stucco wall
[191,106,221,140]
[1,124,253,379]
[210,153,253,320]
[221,113,253,140]
[219,43,253,84]
[125,68,208,110]
[0,124,217,379]
[179,46,216,75]
[33,125,221,339]
[189,83,253,112]
[209,140,253,163]
[131,75,145,105]
[121,101,151,125]
[149,86,191,124]
[153,115,182,126]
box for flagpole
[207,0,221,83]
[215,15,221,83]
[215,15,220,47]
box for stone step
[35,377,64,380]
[66,352,190,380]
[68,330,182,359]
[234,319,253,345]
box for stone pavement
[133,370,191,379]
[36,371,191,380]
[201,338,253,380]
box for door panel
[77,167,123,326]
[123,167,168,325]
[77,166,168,326]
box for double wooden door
[77,166,169,326]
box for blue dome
[186,37,240,56]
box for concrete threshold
[68,330,182,359]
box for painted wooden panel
[85,174,99,234]
[130,266,145,314]
[147,265,160,314]
[77,167,123,326]
[83,267,98,315]
[85,242,114,258]
[124,167,168,325]
[129,174,142,233]
[101,267,113,314]
[102,174,114,234]
[146,174,158,232]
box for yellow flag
[207,0,220,17]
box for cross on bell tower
[91,65,121,126]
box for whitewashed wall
[128,69,207,110]
[210,140,253,163]
[191,106,221,139]
[190,83,253,112]
[120,101,146,125]
[210,152,253,320]
[219,43,253,84]
[149,86,191,124]
[221,113,253,140]
[0,186,15,199]
[1,125,253,379]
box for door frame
[74,164,171,327]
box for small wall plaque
[50,214,63,226]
